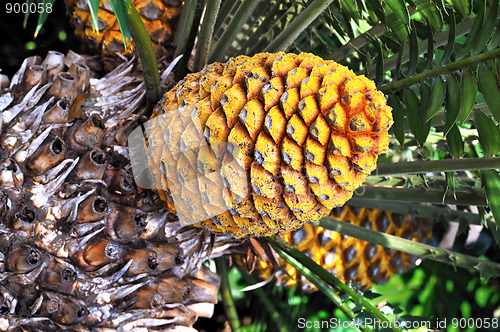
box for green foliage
[225,259,500,331]
[373,261,500,332]
[23,0,56,37]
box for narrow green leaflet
[481,170,500,233]
[425,77,446,122]
[458,69,478,124]
[478,63,500,124]
[439,11,455,66]
[408,22,418,76]
[109,0,133,47]
[450,0,470,19]
[382,1,409,43]
[487,23,500,51]
[375,41,384,87]
[318,217,500,281]
[34,0,56,38]
[444,74,460,136]
[393,41,404,80]
[364,0,384,24]
[339,0,361,25]
[88,0,102,32]
[456,4,485,59]
[471,0,498,55]
[424,21,433,70]
[412,0,443,31]
[23,0,35,29]
[215,259,242,331]
[323,7,348,44]
[446,124,464,158]
[473,109,500,156]
[420,82,432,118]
[123,0,160,112]
[388,94,405,146]
[263,0,336,53]
[406,88,430,146]
[387,0,409,25]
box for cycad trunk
[0,50,233,331]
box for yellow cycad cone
[148,52,394,237]
[250,207,433,291]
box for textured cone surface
[0,51,233,331]
[148,52,393,237]
[250,207,433,291]
[66,0,182,55]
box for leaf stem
[209,0,260,62]
[317,217,500,280]
[173,0,199,80]
[271,246,372,332]
[374,157,500,176]
[215,257,242,332]
[193,0,221,71]
[213,0,239,38]
[347,199,483,225]
[125,0,161,115]
[327,24,387,61]
[356,186,487,206]
[380,47,500,93]
[241,1,291,54]
[263,0,335,53]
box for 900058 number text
[451,318,498,329]
[5,2,52,14]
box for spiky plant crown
[0,51,237,331]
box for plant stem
[347,199,483,225]
[374,157,500,176]
[174,0,198,80]
[209,0,260,62]
[215,258,241,332]
[124,0,161,116]
[272,246,372,332]
[263,0,335,53]
[364,174,479,189]
[268,238,400,331]
[317,217,500,279]
[356,186,487,206]
[327,24,387,61]
[174,0,198,58]
[380,47,500,93]
[247,2,301,55]
[241,0,290,54]
[193,0,221,72]
[213,0,239,38]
